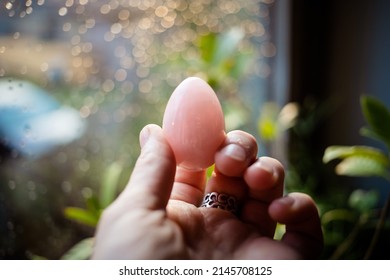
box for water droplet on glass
[58,7,68,16]
[28,191,37,201]
[81,187,93,199]
[78,159,90,172]
[61,181,72,193]
[8,181,16,190]
[5,2,13,10]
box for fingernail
[256,157,274,174]
[278,195,295,207]
[256,157,279,186]
[139,126,151,148]
[223,144,246,161]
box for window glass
[0,0,276,259]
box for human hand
[92,124,323,259]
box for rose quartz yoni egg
[162,77,226,170]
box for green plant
[60,161,124,260]
[257,102,299,143]
[195,28,252,90]
[324,96,390,180]
[323,95,390,259]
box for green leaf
[273,223,286,240]
[86,195,100,214]
[99,161,123,209]
[359,126,383,143]
[361,95,390,147]
[206,164,215,180]
[348,189,379,213]
[258,118,278,141]
[321,209,357,225]
[335,155,390,179]
[323,145,389,166]
[257,102,280,142]
[64,207,99,227]
[60,238,94,260]
[230,51,253,79]
[198,33,217,63]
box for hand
[92,124,323,259]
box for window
[0,0,279,259]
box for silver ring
[201,192,238,215]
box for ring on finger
[200,192,239,215]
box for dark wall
[290,0,389,148]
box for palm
[157,200,302,259]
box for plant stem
[330,215,366,260]
[364,193,390,259]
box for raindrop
[5,2,13,10]
[75,5,85,14]
[136,66,149,78]
[155,6,169,18]
[40,62,49,72]
[65,0,74,7]
[100,4,111,14]
[118,9,130,21]
[138,79,153,94]
[114,68,127,82]
[63,22,72,32]
[110,22,122,35]
[120,56,134,69]
[78,159,90,172]
[85,18,95,29]
[104,31,115,42]
[81,187,93,199]
[58,7,68,16]
[114,45,126,58]
[8,181,16,190]
[71,35,81,45]
[27,181,36,191]
[79,105,91,118]
[120,81,134,94]
[28,191,37,201]
[102,79,115,93]
[61,181,72,193]
[260,42,276,57]
[26,7,33,15]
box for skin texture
[92,124,323,259]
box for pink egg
[162,77,226,171]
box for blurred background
[0,0,390,259]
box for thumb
[116,124,176,211]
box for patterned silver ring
[200,192,239,215]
